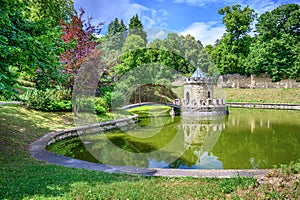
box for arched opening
[208,91,211,98]
[186,92,190,105]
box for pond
[47,108,300,169]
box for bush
[95,104,106,114]
[74,97,109,115]
[94,97,108,110]
[48,100,72,112]
[75,97,94,112]
[21,89,72,112]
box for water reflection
[213,109,300,169]
[172,115,225,169]
[47,109,300,169]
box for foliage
[28,0,75,27]
[107,18,127,36]
[21,89,72,111]
[128,14,147,44]
[60,8,103,88]
[0,0,68,98]
[105,18,128,50]
[218,5,256,40]
[207,3,299,81]
[94,96,111,112]
[245,4,300,81]
[116,33,213,76]
[148,33,213,74]
[210,4,255,75]
[94,104,106,114]
[117,48,187,75]
[122,34,146,52]
[17,79,36,88]
[74,96,111,114]
[255,4,300,40]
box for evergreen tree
[106,18,128,51]
[128,15,147,44]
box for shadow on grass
[0,164,154,199]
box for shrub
[75,97,94,112]
[95,104,106,114]
[94,97,108,110]
[74,97,108,115]
[21,89,72,111]
[48,100,72,112]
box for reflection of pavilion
[182,116,225,168]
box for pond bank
[29,126,268,178]
[29,109,269,178]
[227,102,300,110]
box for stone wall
[46,114,138,146]
[218,74,300,89]
[227,102,300,110]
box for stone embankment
[46,114,138,146]
[227,103,300,110]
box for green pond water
[47,108,300,169]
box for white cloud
[146,28,174,43]
[174,0,220,7]
[74,0,168,29]
[174,0,295,14]
[180,22,225,46]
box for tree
[107,18,127,36]
[60,8,103,88]
[211,4,256,74]
[255,3,300,40]
[218,5,256,40]
[122,34,146,53]
[28,0,76,27]
[246,4,300,81]
[0,0,68,97]
[105,18,127,50]
[128,15,147,44]
[148,33,209,74]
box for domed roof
[190,68,206,79]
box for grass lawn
[224,88,300,103]
[1,104,300,199]
[172,87,300,104]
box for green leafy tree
[246,4,300,81]
[116,34,147,75]
[121,34,146,53]
[28,0,76,27]
[148,33,209,74]
[255,3,300,40]
[218,5,256,40]
[0,0,67,97]
[211,4,256,74]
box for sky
[74,0,299,46]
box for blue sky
[74,0,299,46]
